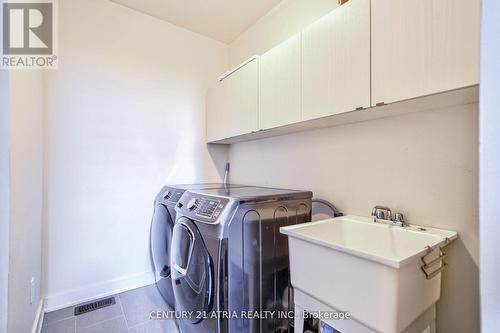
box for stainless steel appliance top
[188,186,313,202]
[166,183,248,190]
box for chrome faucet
[371,205,406,227]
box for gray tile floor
[42,285,179,333]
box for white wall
[0,70,10,333]
[480,0,500,331]
[6,70,45,333]
[44,0,229,310]
[229,105,479,332]
[227,1,480,332]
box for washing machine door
[171,217,213,329]
[150,203,175,308]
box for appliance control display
[197,200,217,217]
[179,194,229,223]
[191,198,224,219]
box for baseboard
[31,299,44,333]
[44,271,155,312]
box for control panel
[188,198,223,219]
[159,188,185,205]
[178,193,230,223]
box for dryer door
[150,203,175,307]
[171,217,213,326]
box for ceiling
[110,0,282,44]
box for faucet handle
[372,205,392,220]
[376,210,386,219]
[394,212,404,223]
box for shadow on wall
[437,239,479,332]
[207,144,230,181]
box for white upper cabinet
[371,0,480,105]
[302,0,370,120]
[207,0,480,143]
[206,58,259,142]
[259,33,302,129]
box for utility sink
[281,215,457,333]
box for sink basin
[281,215,457,333]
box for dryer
[150,183,248,309]
[171,186,312,333]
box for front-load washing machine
[150,183,248,309]
[170,186,312,333]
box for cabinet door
[259,34,301,129]
[206,58,258,142]
[302,0,370,121]
[372,0,480,105]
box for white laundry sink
[281,215,457,333]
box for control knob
[187,198,198,210]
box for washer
[150,184,248,309]
[171,186,312,333]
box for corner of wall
[0,69,11,333]
[40,70,49,314]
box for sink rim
[280,215,458,268]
